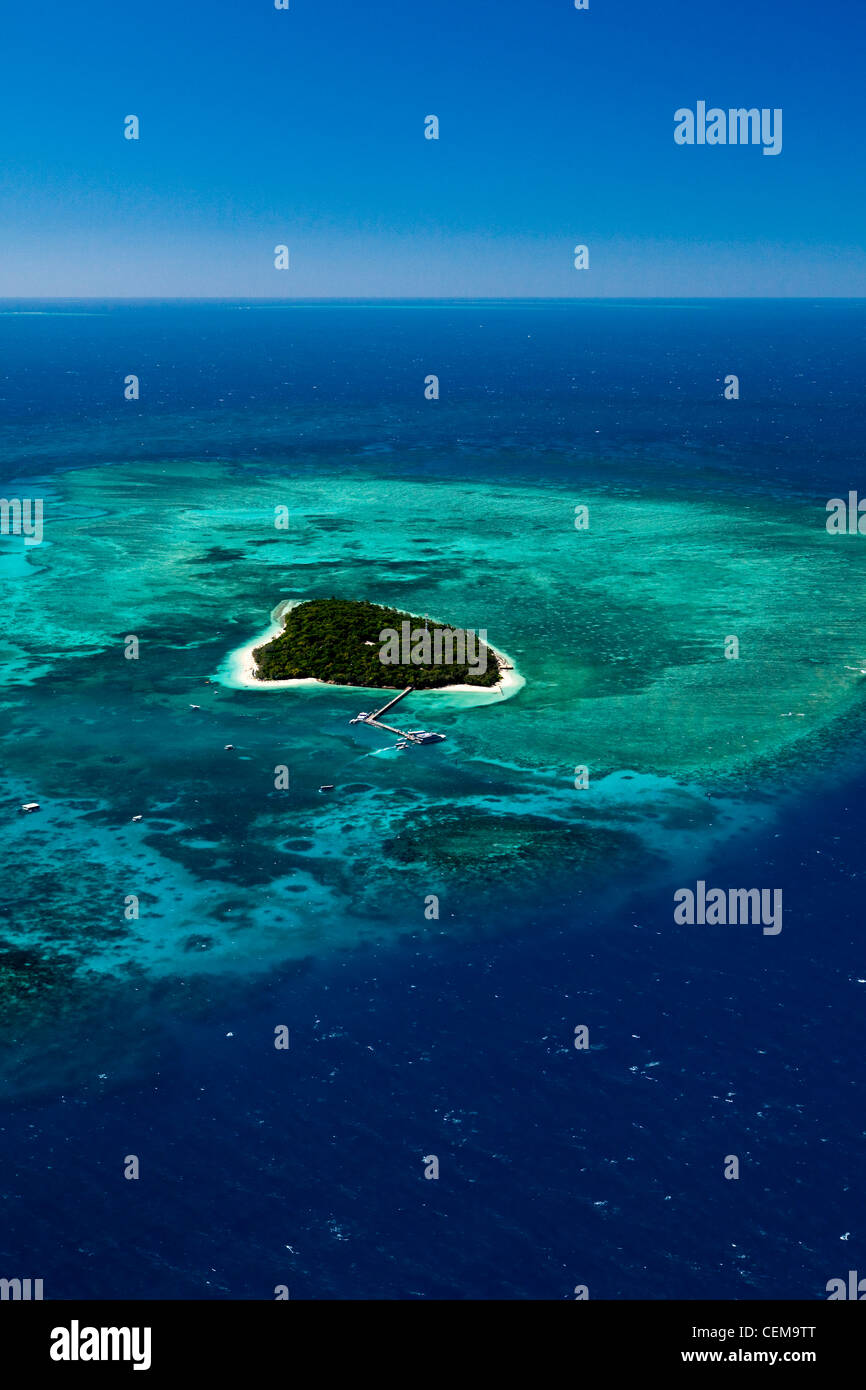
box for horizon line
[0,295,864,303]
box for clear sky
[1,0,863,296]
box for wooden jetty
[349,686,445,746]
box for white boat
[350,687,445,747]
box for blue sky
[0,0,863,295]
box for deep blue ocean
[1,300,864,1299]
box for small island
[252,598,503,689]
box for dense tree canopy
[253,598,500,689]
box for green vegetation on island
[253,598,501,689]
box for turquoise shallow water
[3,455,865,994]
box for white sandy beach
[217,599,525,701]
